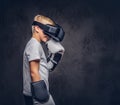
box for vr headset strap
[32,21,49,31]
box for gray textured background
[0,0,120,105]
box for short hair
[32,15,55,33]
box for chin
[42,38,48,42]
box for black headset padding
[32,21,65,42]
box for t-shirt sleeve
[26,42,42,62]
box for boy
[23,15,65,105]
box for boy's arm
[29,59,50,103]
[29,60,41,82]
[26,43,49,103]
[46,39,65,71]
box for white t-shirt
[23,37,49,96]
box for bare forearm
[30,71,41,82]
[29,60,41,82]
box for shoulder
[26,38,42,49]
[25,38,43,54]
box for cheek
[44,35,49,39]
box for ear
[34,26,41,33]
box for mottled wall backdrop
[0,0,120,105]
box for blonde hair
[32,15,55,33]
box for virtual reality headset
[32,21,65,42]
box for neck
[32,33,41,42]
